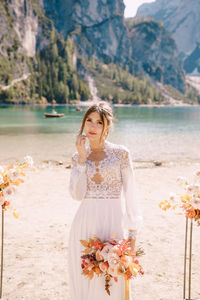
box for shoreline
[0,102,199,108]
[1,158,199,170]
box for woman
[68,101,142,300]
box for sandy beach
[0,161,199,300]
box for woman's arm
[69,152,87,201]
[69,134,87,201]
[120,147,142,247]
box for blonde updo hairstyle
[79,101,114,142]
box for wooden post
[188,219,193,300]
[183,217,200,300]
[183,217,188,300]
[0,207,4,298]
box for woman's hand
[76,135,87,164]
[128,229,136,251]
[128,238,136,252]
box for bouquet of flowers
[0,155,36,298]
[80,235,144,296]
[0,155,35,217]
[159,169,200,225]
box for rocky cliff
[9,0,39,57]
[127,19,185,91]
[43,0,131,66]
[137,0,200,58]
[0,0,54,85]
[184,44,200,75]
[0,0,41,58]
[0,1,32,86]
[43,0,185,89]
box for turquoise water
[0,104,200,164]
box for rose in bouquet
[80,235,144,295]
[159,169,200,225]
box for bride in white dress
[68,102,142,300]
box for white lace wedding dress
[68,140,142,300]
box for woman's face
[84,111,107,142]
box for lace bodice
[69,140,142,235]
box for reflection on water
[0,105,200,164]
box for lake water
[0,104,200,165]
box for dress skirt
[68,197,132,300]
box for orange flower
[7,164,14,170]
[181,194,191,203]
[99,262,108,273]
[80,240,89,247]
[13,211,20,219]
[91,239,106,250]
[120,255,132,268]
[185,207,196,219]
[159,200,171,210]
[96,249,104,261]
[94,266,101,275]
[88,270,94,280]
[12,178,24,186]
[129,262,141,276]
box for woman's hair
[78,101,114,141]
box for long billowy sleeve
[69,152,87,201]
[120,147,143,239]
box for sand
[1,162,200,300]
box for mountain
[0,0,92,103]
[0,0,52,86]
[43,0,132,66]
[127,19,184,91]
[184,44,200,75]
[43,0,186,91]
[137,0,200,58]
[0,0,198,104]
[137,0,181,22]
[0,0,37,86]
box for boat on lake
[44,112,64,118]
[76,106,82,111]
